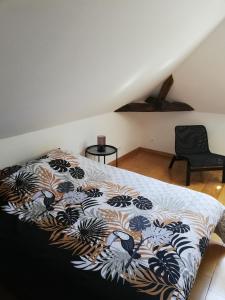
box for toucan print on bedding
[0,149,224,300]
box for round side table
[85,145,118,167]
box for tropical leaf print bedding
[0,149,225,300]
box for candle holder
[97,135,106,152]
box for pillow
[0,148,64,179]
[0,148,105,206]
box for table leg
[104,156,105,164]
[98,156,100,163]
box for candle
[97,135,106,145]
[97,135,106,152]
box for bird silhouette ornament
[106,230,141,259]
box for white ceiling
[0,0,225,138]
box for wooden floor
[117,148,225,203]
[117,148,225,300]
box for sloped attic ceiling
[159,18,225,114]
[0,0,225,138]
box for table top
[85,145,117,156]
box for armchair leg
[169,155,176,169]
[186,163,191,186]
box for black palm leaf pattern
[129,216,150,231]
[153,219,165,228]
[148,250,180,284]
[85,188,103,198]
[77,218,107,244]
[49,159,71,172]
[82,199,99,211]
[169,234,194,256]
[56,207,79,226]
[198,236,209,257]
[5,172,39,198]
[107,195,132,208]
[57,181,74,193]
[133,196,153,210]
[69,167,85,179]
[165,221,190,233]
[0,165,22,179]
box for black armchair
[169,125,225,186]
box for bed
[0,149,225,300]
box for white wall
[0,0,224,138]
[141,111,225,155]
[0,112,144,168]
